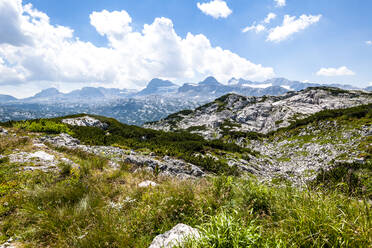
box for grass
[1,158,371,247]
[312,160,372,199]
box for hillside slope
[145,87,372,138]
[0,108,371,247]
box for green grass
[312,161,372,199]
[2,160,371,247]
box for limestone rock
[62,116,108,129]
[0,238,18,248]
[29,151,55,161]
[0,128,8,136]
[39,133,80,147]
[148,224,200,248]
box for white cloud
[368,82,372,86]
[242,24,266,33]
[0,0,32,46]
[267,14,321,42]
[90,10,132,37]
[274,0,286,7]
[264,13,276,24]
[316,66,355,77]
[197,0,232,19]
[0,0,274,97]
[366,40,372,45]
[242,13,275,34]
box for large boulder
[62,116,108,129]
[149,224,200,248]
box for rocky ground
[242,121,371,186]
[2,115,370,188]
[1,123,205,180]
[145,88,372,138]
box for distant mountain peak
[33,87,61,98]
[200,76,220,85]
[228,77,239,85]
[147,78,176,88]
[137,78,178,96]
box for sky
[0,0,371,98]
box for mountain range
[0,77,370,103]
[0,77,370,125]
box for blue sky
[0,0,371,97]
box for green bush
[13,120,73,134]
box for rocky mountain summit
[145,87,372,138]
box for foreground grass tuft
[1,157,371,247]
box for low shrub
[13,120,73,135]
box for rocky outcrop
[39,133,80,148]
[235,121,372,186]
[62,116,108,129]
[0,238,18,248]
[148,224,200,248]
[125,155,204,178]
[40,134,205,178]
[145,88,372,138]
[8,149,76,172]
[0,128,8,136]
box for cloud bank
[0,0,273,96]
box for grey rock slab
[0,128,8,136]
[148,223,200,248]
[62,116,108,129]
[0,238,17,248]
